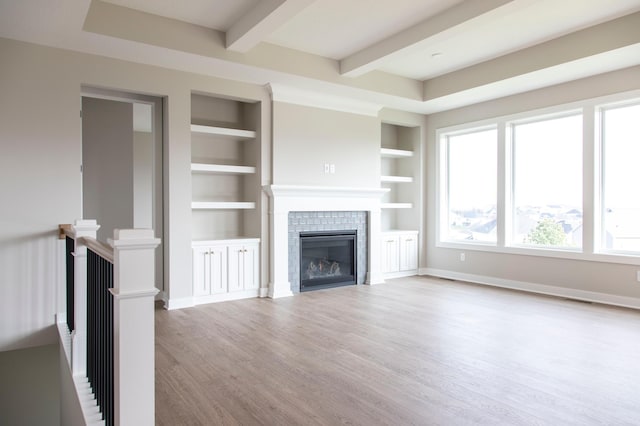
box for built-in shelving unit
[190,93,262,304]
[380,122,421,278]
[380,123,421,224]
[190,93,261,241]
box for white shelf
[191,163,256,174]
[381,175,413,183]
[190,124,256,139]
[380,148,413,158]
[381,203,413,209]
[192,201,256,210]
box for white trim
[264,184,387,299]
[268,283,294,298]
[194,289,261,305]
[109,288,160,299]
[267,83,382,117]
[383,270,418,279]
[422,268,640,310]
[259,287,269,298]
[163,296,195,310]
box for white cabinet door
[242,243,259,290]
[381,235,400,274]
[228,243,259,291]
[192,246,211,297]
[209,245,228,294]
[399,233,418,271]
[227,244,245,292]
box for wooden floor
[155,276,640,425]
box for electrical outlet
[460,252,465,262]
[324,163,330,173]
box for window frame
[596,99,640,256]
[437,124,498,247]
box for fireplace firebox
[299,230,356,291]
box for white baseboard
[268,283,294,298]
[163,296,195,310]
[383,269,418,280]
[421,268,640,310]
[259,287,269,298]
[194,289,260,306]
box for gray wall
[0,38,80,351]
[133,130,153,229]
[0,344,60,426]
[0,36,270,351]
[424,66,640,302]
[272,102,380,188]
[82,97,134,243]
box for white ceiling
[2,0,640,113]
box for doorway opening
[81,87,164,294]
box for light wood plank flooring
[155,276,640,425]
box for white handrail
[78,236,114,263]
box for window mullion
[583,105,596,254]
[497,122,507,248]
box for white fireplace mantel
[264,185,389,298]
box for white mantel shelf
[263,184,388,300]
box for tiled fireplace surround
[264,185,388,298]
[288,211,368,293]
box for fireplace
[300,230,356,291]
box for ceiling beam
[226,0,316,53]
[339,0,531,77]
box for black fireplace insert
[299,230,356,291]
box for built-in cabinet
[191,93,262,303]
[192,239,259,303]
[380,122,421,278]
[381,231,418,278]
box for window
[600,103,640,253]
[436,92,640,264]
[442,128,497,243]
[510,114,583,249]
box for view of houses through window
[511,114,583,248]
[439,95,640,258]
[445,128,497,243]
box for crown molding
[266,83,383,116]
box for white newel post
[109,229,160,426]
[71,219,100,377]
